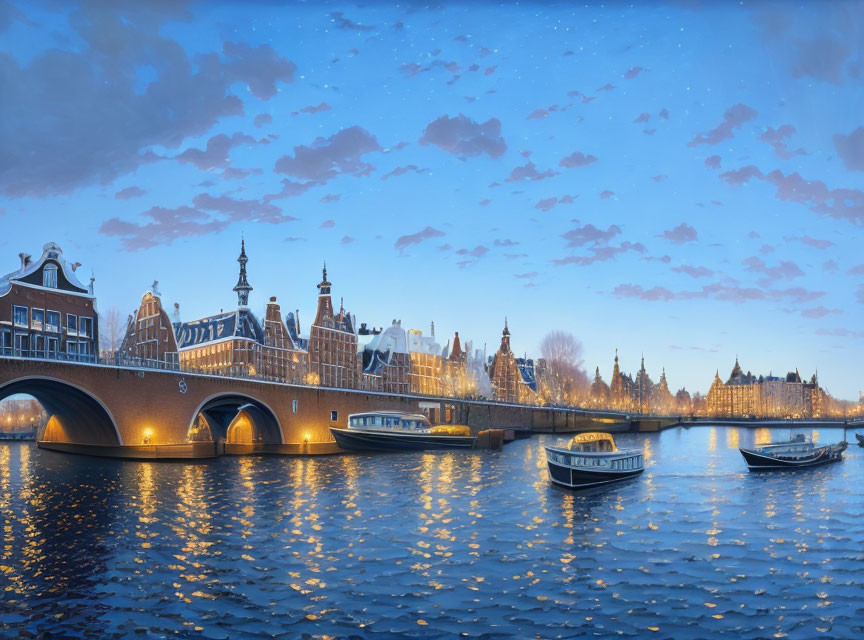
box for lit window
[43,264,58,288]
[32,309,44,331]
[13,306,28,327]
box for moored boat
[330,411,476,452]
[739,434,847,470]
[544,432,644,490]
[856,433,864,448]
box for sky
[1,0,863,399]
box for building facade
[487,320,534,403]
[307,265,358,388]
[0,242,98,362]
[118,289,179,363]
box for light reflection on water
[0,426,862,638]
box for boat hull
[330,428,476,452]
[739,446,844,470]
[546,459,644,490]
[856,433,864,448]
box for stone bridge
[0,355,675,459]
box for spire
[503,317,510,335]
[233,236,252,307]
[317,261,331,296]
[430,320,435,338]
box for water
[1,426,863,639]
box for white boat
[544,432,644,490]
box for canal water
[1,426,863,639]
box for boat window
[330,410,338,422]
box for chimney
[18,253,31,269]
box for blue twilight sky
[1,1,863,399]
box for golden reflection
[642,436,653,462]
[726,428,740,450]
[226,411,255,444]
[708,427,717,452]
[754,428,772,446]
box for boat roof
[568,432,617,450]
[348,411,429,421]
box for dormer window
[43,264,58,288]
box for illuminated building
[406,324,444,396]
[487,320,535,403]
[0,242,98,361]
[118,288,179,364]
[308,264,358,388]
[705,358,827,418]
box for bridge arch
[188,393,283,445]
[0,376,122,445]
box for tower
[233,236,252,308]
[314,262,334,325]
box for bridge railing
[0,346,97,364]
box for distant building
[706,358,825,418]
[0,242,98,361]
[307,264,358,388]
[118,289,179,364]
[360,320,410,394]
[487,320,534,403]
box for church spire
[233,235,252,308]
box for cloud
[623,66,646,79]
[494,238,519,247]
[760,125,806,159]
[634,113,651,123]
[175,132,261,171]
[253,113,272,128]
[847,263,864,275]
[598,83,616,91]
[527,108,549,120]
[381,165,426,180]
[99,205,228,251]
[330,12,374,32]
[0,4,296,197]
[787,235,834,250]
[514,272,538,279]
[340,235,356,244]
[115,186,146,200]
[673,265,714,279]
[505,161,557,182]
[614,282,824,305]
[274,126,381,182]
[394,226,445,251]
[456,245,489,258]
[658,108,670,120]
[815,328,864,339]
[419,114,506,158]
[651,174,668,182]
[559,151,597,168]
[192,193,295,224]
[599,190,614,199]
[833,127,864,172]
[292,102,332,116]
[742,256,805,284]
[799,306,842,318]
[320,193,340,203]
[823,260,838,271]
[705,155,722,170]
[718,165,864,225]
[660,223,698,244]
[561,223,622,247]
[319,219,335,228]
[264,178,323,201]
[553,241,645,266]
[688,104,758,147]
[221,167,262,180]
[536,197,558,212]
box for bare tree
[538,330,590,406]
[99,307,128,357]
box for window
[43,264,58,288]
[46,337,58,357]
[34,335,45,356]
[14,333,29,355]
[78,342,90,358]
[292,399,298,414]
[0,330,10,354]
[79,316,93,338]
[32,308,44,331]
[66,341,78,356]
[330,410,338,422]
[46,311,60,333]
[13,305,27,328]
[67,314,78,336]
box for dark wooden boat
[856,433,864,448]
[739,435,847,470]
[544,432,644,490]
[330,411,476,452]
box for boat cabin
[568,432,617,453]
[348,411,431,432]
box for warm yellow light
[142,428,154,445]
[303,433,311,443]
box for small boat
[855,433,864,448]
[330,411,476,452]
[739,434,847,470]
[544,432,644,490]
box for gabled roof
[1,242,90,296]
[176,308,264,349]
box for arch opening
[0,378,121,445]
[189,395,282,446]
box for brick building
[487,320,534,403]
[0,242,98,361]
[307,265,358,388]
[118,290,179,364]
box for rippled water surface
[2,427,864,639]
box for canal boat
[856,433,864,448]
[330,411,476,452]
[738,434,847,470]
[544,432,644,490]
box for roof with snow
[176,308,264,349]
